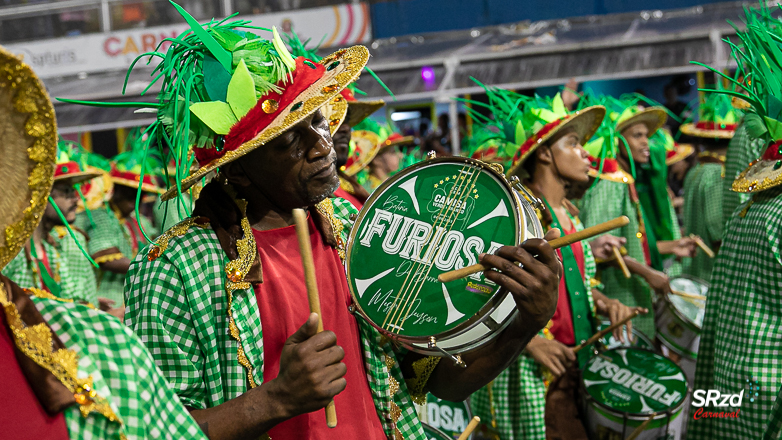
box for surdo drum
[345,157,543,362]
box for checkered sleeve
[33,296,207,440]
[331,196,359,243]
[87,208,123,256]
[124,250,208,410]
[580,179,627,240]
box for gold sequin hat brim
[347,100,386,127]
[161,45,370,201]
[0,46,58,270]
[616,107,667,138]
[732,157,782,193]
[665,143,695,166]
[342,130,381,177]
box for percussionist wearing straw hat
[579,95,697,338]
[112,7,561,440]
[0,43,207,440]
[3,139,101,308]
[464,85,643,440]
[688,10,782,439]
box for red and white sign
[6,2,371,79]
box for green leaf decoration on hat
[190,59,258,134]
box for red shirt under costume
[252,216,385,440]
[548,223,586,346]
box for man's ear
[222,160,252,188]
[536,144,553,165]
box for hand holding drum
[438,216,631,283]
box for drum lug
[426,151,437,160]
[509,176,544,211]
[429,337,467,368]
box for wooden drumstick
[438,216,630,283]
[689,234,715,258]
[457,416,481,440]
[572,310,641,354]
[612,246,631,279]
[292,208,337,428]
[625,413,657,440]
[671,289,706,301]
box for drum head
[425,394,473,439]
[669,276,708,328]
[346,157,527,342]
[582,347,688,416]
[422,422,454,440]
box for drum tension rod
[509,176,543,211]
[429,337,467,368]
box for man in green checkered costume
[688,10,782,438]
[3,139,101,307]
[80,144,162,308]
[679,92,741,282]
[461,87,643,439]
[0,44,206,440]
[579,94,696,338]
[107,7,562,440]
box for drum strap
[541,198,594,368]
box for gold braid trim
[0,284,122,426]
[315,198,346,261]
[338,176,356,195]
[224,201,258,389]
[93,253,125,265]
[384,354,404,440]
[147,218,208,262]
[406,356,441,405]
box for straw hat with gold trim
[284,31,385,133]
[679,93,740,140]
[650,128,695,166]
[343,129,382,177]
[615,106,667,139]
[54,139,102,185]
[61,2,371,202]
[460,80,605,179]
[0,46,58,269]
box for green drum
[581,347,688,440]
[598,320,656,352]
[424,394,473,439]
[346,157,543,359]
[656,276,708,359]
[422,422,453,440]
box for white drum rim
[663,274,709,331]
[345,156,532,353]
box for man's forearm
[99,257,131,274]
[421,315,538,402]
[188,382,288,440]
[623,256,655,282]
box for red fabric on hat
[694,121,738,131]
[512,117,568,165]
[54,161,81,178]
[588,156,619,174]
[196,57,327,165]
[341,88,356,102]
[110,165,157,188]
[252,216,385,440]
[762,140,782,161]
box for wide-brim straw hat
[680,121,737,139]
[0,46,58,269]
[732,141,782,193]
[665,143,695,166]
[162,46,370,201]
[615,107,667,137]
[506,105,606,179]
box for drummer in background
[689,12,782,438]
[119,11,562,440]
[678,93,740,282]
[363,131,416,193]
[465,86,644,440]
[579,94,697,339]
[285,31,385,209]
[655,127,695,210]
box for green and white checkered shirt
[125,196,427,440]
[682,161,724,283]
[3,230,98,306]
[469,214,598,440]
[29,292,206,439]
[723,122,765,225]
[579,178,656,338]
[688,186,782,440]
[153,195,192,233]
[84,206,157,306]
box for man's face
[621,123,650,163]
[238,110,338,209]
[548,129,590,183]
[332,118,352,169]
[46,181,79,224]
[111,184,140,218]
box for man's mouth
[309,161,335,179]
